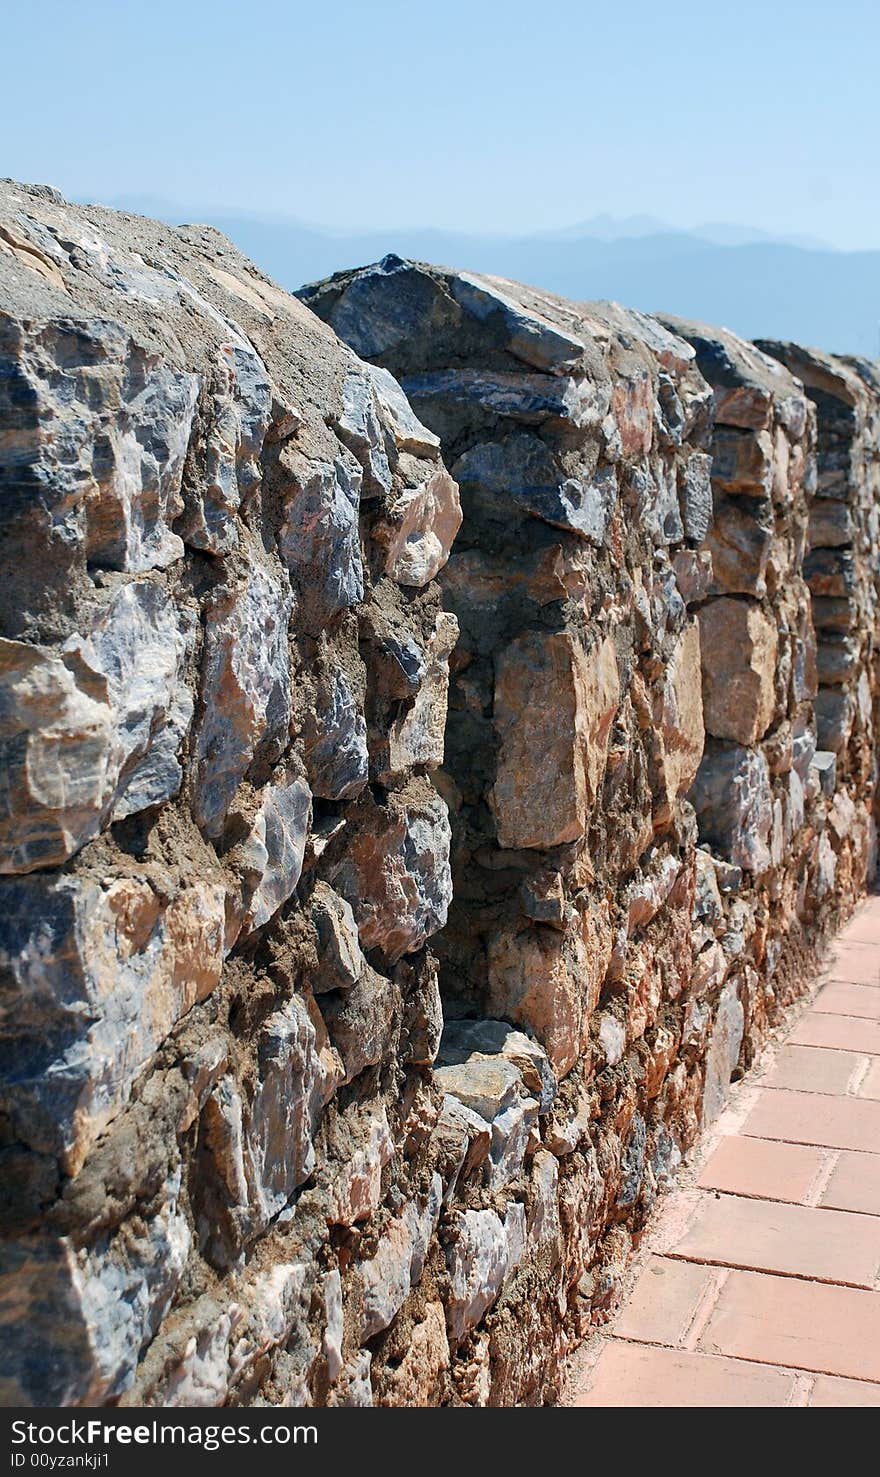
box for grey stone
[449,272,584,372]
[811,749,838,797]
[0,1169,190,1405]
[616,1114,647,1207]
[199,997,343,1255]
[702,980,744,1124]
[310,882,365,992]
[433,1058,523,1123]
[238,774,312,936]
[303,662,369,800]
[0,868,225,1174]
[278,450,364,634]
[815,688,856,754]
[298,254,451,362]
[334,364,392,498]
[358,1174,443,1339]
[331,783,452,963]
[0,581,194,872]
[191,562,292,839]
[445,1208,510,1344]
[0,312,197,637]
[320,965,402,1084]
[453,434,617,543]
[366,364,440,457]
[691,743,773,873]
[180,339,272,553]
[486,1094,539,1189]
[437,1018,556,1111]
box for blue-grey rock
[366,364,441,456]
[0,867,226,1174]
[278,449,364,634]
[0,581,194,872]
[303,663,369,800]
[454,433,617,543]
[690,743,773,873]
[180,339,273,554]
[680,451,713,541]
[238,774,312,937]
[334,364,393,498]
[0,1169,191,1404]
[449,272,583,373]
[191,561,292,839]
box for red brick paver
[743,1087,880,1152]
[813,982,880,1019]
[697,1135,825,1204]
[567,894,880,1408]
[572,1342,798,1408]
[788,1012,880,1054]
[820,1149,880,1217]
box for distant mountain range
[107,195,880,359]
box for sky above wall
[4,0,879,250]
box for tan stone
[376,465,462,587]
[655,619,705,807]
[486,902,612,1078]
[491,631,619,849]
[382,1302,450,1406]
[698,598,778,745]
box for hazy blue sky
[4,0,879,247]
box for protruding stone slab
[698,599,778,745]
[491,631,619,849]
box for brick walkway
[567,895,880,1407]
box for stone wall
[1,188,879,1409]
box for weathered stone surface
[374,465,462,587]
[367,363,441,457]
[278,448,364,634]
[358,1174,442,1338]
[455,435,617,543]
[237,774,312,936]
[334,363,393,498]
[179,340,272,554]
[191,562,292,839]
[0,582,194,871]
[324,1107,394,1226]
[6,187,880,1415]
[679,451,713,540]
[701,980,745,1124]
[0,1169,190,1405]
[309,882,365,992]
[331,782,452,963]
[698,599,778,745]
[0,312,197,635]
[377,610,458,782]
[444,1208,510,1345]
[691,743,773,873]
[491,631,619,849]
[655,619,705,808]
[320,965,402,1084]
[379,1300,449,1405]
[198,995,342,1259]
[486,905,613,1077]
[0,868,225,1173]
[402,368,596,438]
[438,1018,556,1111]
[302,658,369,800]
